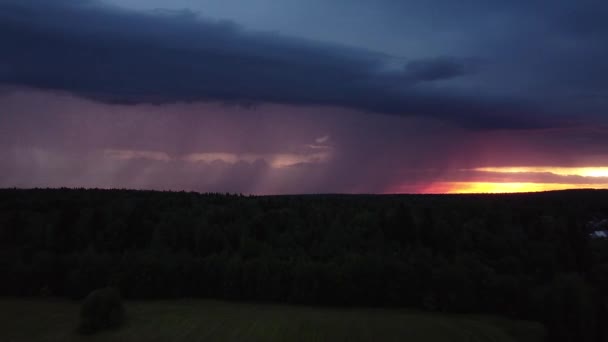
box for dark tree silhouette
[1,188,608,341]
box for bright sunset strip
[430,182,608,194]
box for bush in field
[78,287,125,334]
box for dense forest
[1,188,607,341]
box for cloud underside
[0,0,550,129]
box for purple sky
[2,0,608,193]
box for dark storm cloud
[305,0,608,123]
[403,57,470,82]
[0,0,548,129]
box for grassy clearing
[0,298,544,342]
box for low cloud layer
[2,90,608,194]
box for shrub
[78,287,125,334]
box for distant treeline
[1,189,607,341]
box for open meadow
[0,298,543,342]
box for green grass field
[0,298,544,342]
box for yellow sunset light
[438,182,608,194]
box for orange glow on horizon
[389,166,608,194]
[428,182,608,194]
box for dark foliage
[78,287,125,334]
[1,188,608,341]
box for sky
[1,0,608,194]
